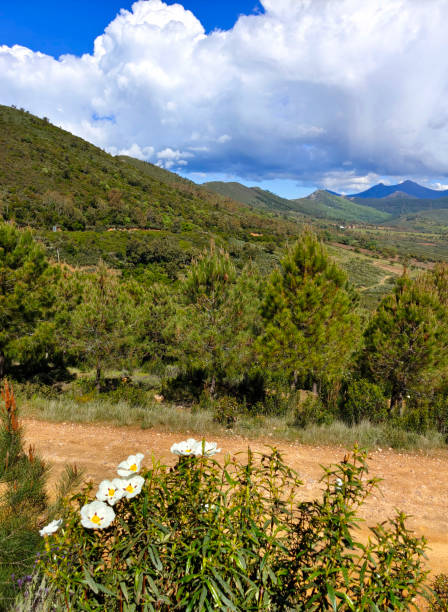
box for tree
[69,262,137,387]
[257,229,360,392]
[362,274,448,412]
[167,244,261,396]
[0,223,61,378]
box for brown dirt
[23,418,448,577]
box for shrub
[293,393,334,428]
[0,381,48,610]
[429,574,448,611]
[36,445,429,610]
[211,395,239,428]
[340,379,389,425]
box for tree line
[1,221,448,437]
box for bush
[211,395,239,428]
[340,379,388,425]
[293,393,334,428]
[430,574,448,611]
[35,446,429,610]
[0,381,48,610]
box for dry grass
[18,395,445,451]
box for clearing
[23,418,448,576]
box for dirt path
[23,419,448,576]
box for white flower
[194,441,221,457]
[96,479,125,506]
[335,478,343,490]
[120,475,145,499]
[117,453,144,477]
[80,501,115,529]
[39,519,62,537]
[170,438,199,456]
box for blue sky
[1,0,447,198]
[0,1,264,56]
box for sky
[1,0,448,198]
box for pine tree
[257,229,360,391]
[168,244,261,396]
[362,274,448,412]
[0,223,60,378]
[69,262,137,387]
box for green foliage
[293,393,334,428]
[211,395,239,428]
[362,275,448,411]
[340,379,389,425]
[0,105,296,257]
[68,262,140,386]
[0,382,47,610]
[293,190,392,224]
[0,223,63,378]
[429,574,448,611]
[167,245,262,395]
[258,229,361,389]
[37,446,429,610]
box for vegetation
[0,381,48,610]
[0,224,63,379]
[292,190,392,224]
[2,103,448,604]
[362,275,448,411]
[257,230,360,393]
[31,446,429,610]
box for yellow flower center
[125,484,135,493]
[185,449,191,453]
[91,514,102,525]
[108,488,115,497]
[129,464,137,471]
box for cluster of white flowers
[80,453,146,529]
[39,440,220,536]
[170,438,220,457]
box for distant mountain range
[204,179,448,226]
[347,180,448,200]
[204,182,392,224]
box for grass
[19,394,445,452]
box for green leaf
[327,584,338,611]
[120,581,129,603]
[82,567,99,594]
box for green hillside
[292,191,392,224]
[0,105,297,238]
[203,181,298,212]
[0,105,302,271]
[352,195,448,215]
[387,209,448,232]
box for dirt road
[23,418,448,576]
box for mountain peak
[349,180,448,200]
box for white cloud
[320,171,383,195]
[1,0,448,189]
[110,143,155,159]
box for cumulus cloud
[1,0,448,191]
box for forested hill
[203,181,297,212]
[0,105,296,243]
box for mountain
[0,105,297,239]
[349,180,448,200]
[203,182,390,224]
[0,105,302,271]
[291,190,392,224]
[203,181,297,212]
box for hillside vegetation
[292,190,392,224]
[0,105,296,242]
[204,181,298,212]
